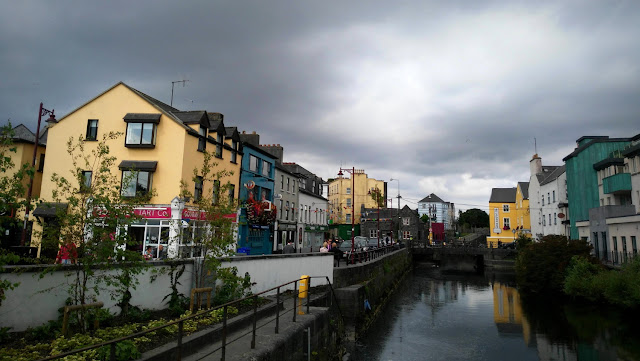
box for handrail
[36,275,344,361]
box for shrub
[564,256,604,302]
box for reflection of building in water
[535,335,577,361]
[492,282,534,347]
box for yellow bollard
[298,275,309,315]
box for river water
[350,262,640,361]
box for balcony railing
[603,173,631,194]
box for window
[346,198,352,207]
[212,180,220,205]
[553,213,557,225]
[552,191,556,202]
[249,155,259,172]
[231,140,238,163]
[194,176,203,201]
[549,214,552,225]
[291,202,295,219]
[346,187,351,195]
[370,229,379,238]
[279,200,283,219]
[262,161,271,177]
[346,214,352,223]
[86,119,98,140]
[216,134,223,158]
[37,154,45,172]
[503,204,509,212]
[292,180,296,194]
[80,171,92,192]
[285,201,290,221]
[542,196,544,206]
[403,217,410,225]
[126,122,157,147]
[198,126,207,152]
[281,175,284,190]
[228,184,235,205]
[547,193,550,204]
[287,177,290,191]
[403,231,411,240]
[121,170,152,197]
[622,236,627,253]
[312,180,316,191]
[503,218,510,228]
[613,236,618,251]
[632,236,637,254]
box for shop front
[303,225,328,251]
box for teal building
[563,136,632,239]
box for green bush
[516,235,592,294]
[564,256,604,302]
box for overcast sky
[2,1,639,213]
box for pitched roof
[517,182,529,199]
[489,188,516,203]
[540,165,566,186]
[12,124,35,143]
[418,193,445,203]
[172,111,209,127]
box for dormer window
[216,133,223,158]
[124,113,160,148]
[198,126,207,152]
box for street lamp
[21,102,56,246]
[338,167,355,263]
[368,188,382,248]
[390,178,400,243]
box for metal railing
[596,250,638,266]
[36,276,343,361]
[335,243,403,267]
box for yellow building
[32,82,242,258]
[514,182,532,239]
[327,169,385,239]
[1,124,47,248]
[487,187,517,247]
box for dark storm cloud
[2,0,639,211]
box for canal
[350,262,640,361]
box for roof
[418,193,445,203]
[517,182,529,199]
[172,111,209,127]
[489,188,516,203]
[123,113,162,123]
[299,188,328,201]
[12,124,36,143]
[118,160,158,171]
[540,165,566,186]
[622,142,640,158]
[563,135,635,161]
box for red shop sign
[134,207,171,219]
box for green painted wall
[565,138,631,239]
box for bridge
[412,246,517,272]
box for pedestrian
[283,241,295,254]
[158,244,167,259]
[56,242,77,265]
[320,241,329,252]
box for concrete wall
[0,253,333,332]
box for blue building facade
[237,142,277,255]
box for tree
[457,208,489,230]
[515,235,593,294]
[420,214,430,224]
[0,122,30,306]
[39,132,149,327]
[177,150,250,306]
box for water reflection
[351,266,640,361]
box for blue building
[237,133,277,255]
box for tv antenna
[170,79,189,107]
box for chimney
[530,154,542,176]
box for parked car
[338,237,368,258]
[367,238,381,250]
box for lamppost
[368,188,382,248]
[390,178,400,243]
[338,167,355,263]
[20,102,56,246]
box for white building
[528,154,569,240]
[417,193,454,230]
